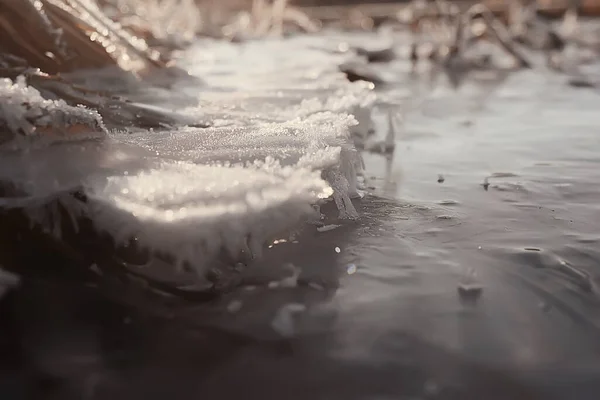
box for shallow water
[184,35,600,398]
[185,62,600,398]
[4,30,600,399]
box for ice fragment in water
[271,303,307,338]
[346,264,357,274]
[335,247,341,253]
[317,224,341,233]
[482,177,490,191]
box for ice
[114,112,355,166]
[87,160,331,274]
[0,77,106,148]
[0,35,374,279]
[317,224,341,233]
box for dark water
[3,35,600,400]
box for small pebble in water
[482,177,490,191]
[458,283,484,305]
[335,247,341,253]
[347,264,357,275]
[458,268,483,305]
[437,174,445,183]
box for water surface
[5,30,600,400]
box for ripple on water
[489,172,520,178]
[436,200,460,206]
[505,247,594,293]
[573,235,600,244]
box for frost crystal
[0,35,374,279]
[0,77,106,148]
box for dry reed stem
[0,0,165,75]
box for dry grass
[0,0,170,74]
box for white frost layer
[112,112,361,217]
[0,77,106,148]
[1,35,374,277]
[87,159,331,273]
[114,112,354,165]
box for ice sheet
[0,35,375,279]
